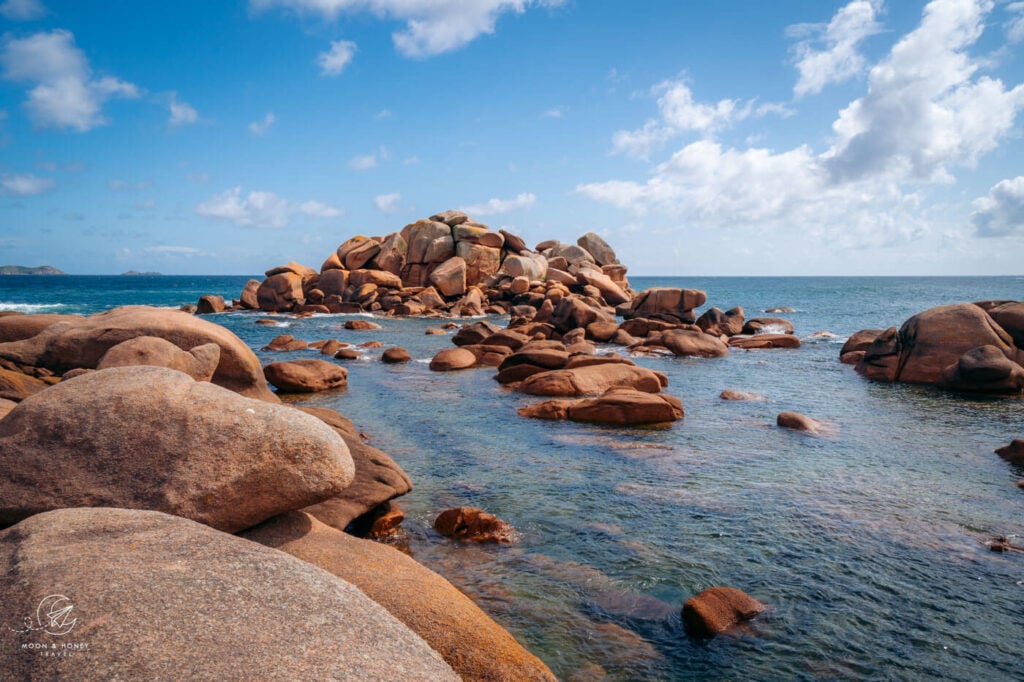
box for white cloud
[1007,1,1024,43]
[825,0,1024,183]
[348,154,377,170]
[168,92,198,126]
[318,39,357,75]
[108,179,151,191]
[0,172,55,195]
[144,245,202,255]
[0,0,46,21]
[0,30,140,131]
[543,105,566,118]
[298,200,342,217]
[579,0,1024,253]
[196,187,340,228]
[248,112,276,136]
[973,176,1024,237]
[374,192,401,213]
[251,0,560,58]
[460,192,535,216]
[789,0,883,98]
[375,108,392,119]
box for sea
[2,274,1023,681]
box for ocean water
[2,274,1023,680]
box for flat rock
[0,305,277,401]
[0,508,458,681]
[682,586,767,638]
[519,388,683,425]
[264,359,348,393]
[0,366,353,532]
[243,511,555,681]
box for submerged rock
[777,411,828,434]
[243,511,555,681]
[995,438,1024,464]
[434,506,516,544]
[0,508,458,681]
[719,389,766,401]
[0,366,353,532]
[518,387,683,425]
[682,586,767,638]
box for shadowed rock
[0,366,353,532]
[243,511,555,681]
[518,388,683,425]
[995,439,1024,464]
[0,508,458,681]
[940,345,1024,395]
[434,507,516,544]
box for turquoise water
[2,275,1023,680]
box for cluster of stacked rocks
[218,210,632,318]
[842,301,1024,395]
[0,308,557,681]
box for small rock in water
[682,586,767,638]
[382,347,411,363]
[777,411,828,434]
[719,389,766,401]
[995,439,1024,464]
[344,319,381,331]
[264,359,348,393]
[334,348,360,360]
[434,506,516,544]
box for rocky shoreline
[1,220,1021,678]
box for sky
[0,0,1022,276]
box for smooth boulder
[0,508,458,681]
[264,359,348,393]
[0,306,277,401]
[0,366,353,532]
[244,512,556,681]
[519,387,683,425]
[661,329,729,358]
[940,345,1024,394]
[518,363,668,396]
[97,336,220,382]
[429,348,478,371]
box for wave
[0,301,67,313]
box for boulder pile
[847,302,1024,395]
[231,210,632,318]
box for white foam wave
[755,324,791,335]
[0,301,66,313]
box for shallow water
[2,275,1023,680]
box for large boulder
[0,366,353,532]
[0,508,458,681]
[337,235,381,270]
[0,306,277,401]
[858,304,1016,384]
[429,348,478,371]
[518,387,683,425]
[257,271,305,312]
[939,345,1024,395]
[375,232,408,276]
[500,253,547,281]
[0,313,82,343]
[238,278,261,309]
[429,256,468,297]
[97,336,220,382]
[264,359,348,393]
[406,220,453,263]
[624,288,705,322]
[682,586,767,638]
[576,232,618,266]
[696,306,745,337]
[456,241,502,284]
[517,363,667,396]
[243,511,555,681]
[0,367,49,402]
[576,267,629,306]
[986,301,1024,347]
[661,329,729,358]
[298,407,413,531]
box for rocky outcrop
[0,508,458,681]
[96,336,220,381]
[0,313,81,343]
[996,439,1024,464]
[434,506,516,544]
[264,359,348,393]
[660,329,730,358]
[518,388,683,425]
[517,362,668,396]
[852,303,1020,388]
[243,512,556,681]
[682,586,767,638]
[0,366,353,532]
[0,306,277,401]
[940,345,1024,395]
[622,288,705,323]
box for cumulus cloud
[0,30,140,131]
[580,0,1024,252]
[0,172,55,195]
[195,187,340,228]
[374,192,401,213]
[168,92,198,126]
[318,39,357,75]
[251,0,561,58]
[248,112,276,135]
[1006,2,1024,43]
[348,146,388,170]
[543,105,566,118]
[973,176,1024,237]
[460,192,535,215]
[0,0,47,21]
[789,0,883,98]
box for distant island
[0,265,66,275]
[120,271,163,276]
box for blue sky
[1,0,1022,275]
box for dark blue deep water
[2,274,1023,680]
